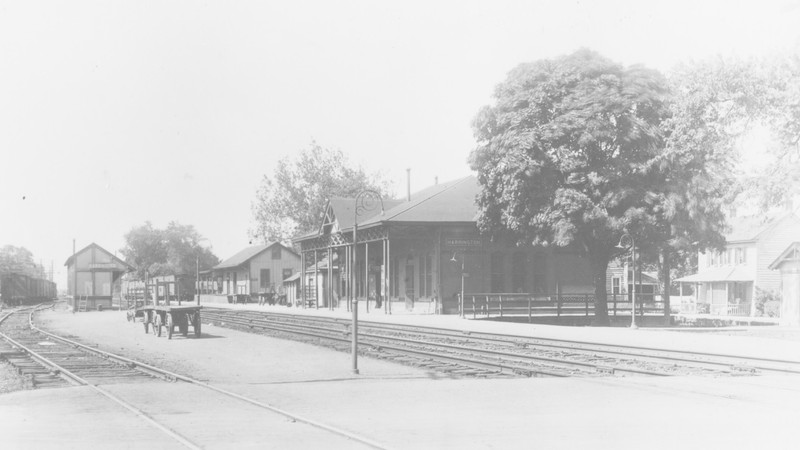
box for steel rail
[205,308,799,376]
[202,310,668,377]
[355,321,800,375]
[0,305,201,450]
[26,306,390,450]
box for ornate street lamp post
[450,252,466,318]
[351,190,384,374]
[617,233,638,329]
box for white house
[677,213,800,317]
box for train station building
[293,176,594,314]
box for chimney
[406,168,411,202]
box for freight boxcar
[0,273,57,306]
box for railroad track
[201,308,800,378]
[0,303,389,449]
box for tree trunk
[590,250,610,326]
[661,246,671,326]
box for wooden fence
[459,292,666,321]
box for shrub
[754,288,781,317]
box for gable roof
[325,197,405,232]
[359,175,479,227]
[63,242,133,271]
[214,242,298,270]
[725,213,800,243]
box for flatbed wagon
[129,277,202,339]
[141,305,202,339]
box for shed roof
[675,266,754,283]
[214,242,298,270]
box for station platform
[199,300,800,364]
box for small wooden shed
[768,242,800,326]
[65,242,132,311]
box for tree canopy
[0,245,46,278]
[469,49,732,325]
[251,141,393,243]
[120,222,219,279]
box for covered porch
[676,267,755,317]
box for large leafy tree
[649,57,780,317]
[120,222,219,279]
[251,141,392,243]
[469,49,720,325]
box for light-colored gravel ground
[1,304,799,449]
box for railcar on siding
[0,273,57,306]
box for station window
[612,277,621,294]
[272,246,282,260]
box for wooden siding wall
[755,217,800,294]
[248,247,301,293]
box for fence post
[472,295,476,319]
[528,295,532,323]
[585,294,589,317]
[613,293,617,316]
[556,290,562,317]
[499,295,503,318]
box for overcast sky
[2,0,799,287]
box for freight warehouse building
[65,242,132,311]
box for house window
[272,246,282,260]
[735,248,746,265]
[612,277,621,294]
[491,252,504,292]
[282,268,293,281]
[260,269,270,290]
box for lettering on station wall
[444,237,482,248]
[88,262,118,269]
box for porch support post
[386,234,392,314]
[382,238,388,314]
[328,246,333,310]
[725,282,729,316]
[750,282,757,317]
[314,249,319,309]
[300,250,306,309]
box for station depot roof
[213,242,298,270]
[63,242,133,271]
[295,175,480,243]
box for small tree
[250,141,392,243]
[120,222,219,278]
